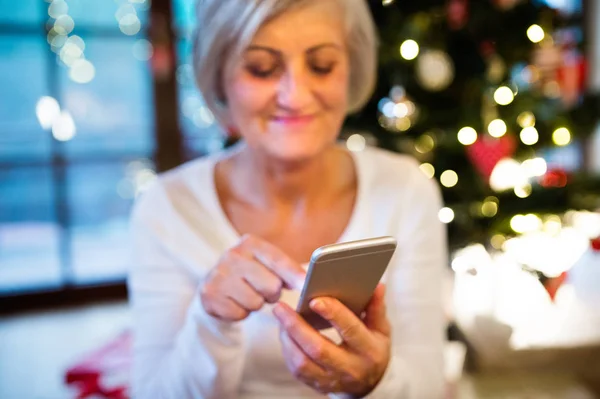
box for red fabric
[543,272,568,302]
[591,237,600,252]
[64,330,131,399]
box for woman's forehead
[249,1,347,50]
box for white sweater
[127,144,447,399]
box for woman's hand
[273,284,391,397]
[200,234,306,322]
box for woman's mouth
[271,115,315,127]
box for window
[0,0,154,294]
[173,0,226,159]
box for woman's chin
[262,141,333,164]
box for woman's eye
[310,63,334,76]
[246,64,279,78]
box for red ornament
[540,168,568,188]
[466,134,517,181]
[447,0,469,31]
[493,0,522,10]
[543,271,568,302]
[591,236,600,252]
[556,50,587,108]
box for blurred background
[1,0,599,398]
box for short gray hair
[192,0,378,123]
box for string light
[415,134,435,153]
[133,39,153,61]
[487,119,507,138]
[510,214,542,234]
[69,59,95,83]
[552,127,571,146]
[395,117,411,131]
[490,234,506,250]
[490,158,526,192]
[521,157,547,177]
[119,14,141,35]
[440,170,459,188]
[36,96,61,129]
[419,163,435,179]
[393,103,409,118]
[400,40,419,60]
[54,15,74,35]
[543,215,562,236]
[457,126,478,145]
[346,134,366,152]
[514,184,532,198]
[494,86,514,105]
[517,111,535,128]
[52,111,76,141]
[439,207,455,224]
[481,197,499,217]
[527,24,545,43]
[48,0,68,19]
[192,106,215,128]
[520,126,539,145]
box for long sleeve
[332,165,447,399]
[371,169,447,399]
[127,184,246,399]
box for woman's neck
[224,142,353,210]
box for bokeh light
[36,96,61,130]
[119,14,142,35]
[487,119,507,138]
[415,134,435,154]
[440,170,459,188]
[527,24,545,43]
[419,163,435,179]
[69,59,96,84]
[192,106,215,128]
[133,39,154,61]
[439,207,455,223]
[511,214,543,234]
[522,157,547,177]
[395,117,412,132]
[517,111,536,128]
[494,86,514,105]
[514,184,532,198]
[51,111,76,141]
[48,0,69,19]
[552,127,571,146]
[457,126,478,145]
[54,15,75,35]
[520,126,539,145]
[400,40,419,60]
[481,198,499,217]
[346,134,366,152]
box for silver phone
[296,236,397,330]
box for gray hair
[192,0,378,123]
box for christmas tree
[345,0,600,251]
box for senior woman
[128,0,447,398]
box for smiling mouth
[271,115,316,125]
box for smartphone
[296,236,397,330]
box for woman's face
[223,1,350,163]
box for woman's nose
[276,65,313,111]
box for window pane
[0,167,61,293]
[64,0,149,28]
[0,0,44,25]
[173,0,196,32]
[0,36,52,162]
[176,39,225,158]
[67,160,152,283]
[57,36,155,158]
